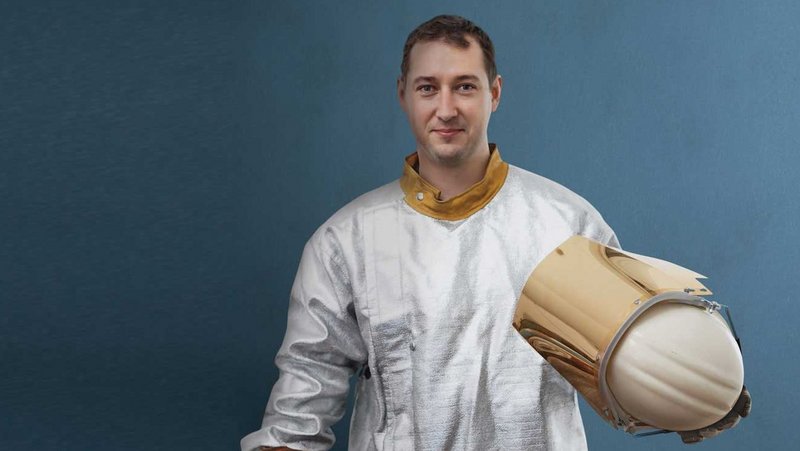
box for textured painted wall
[3,1,797,449]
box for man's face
[398,36,501,167]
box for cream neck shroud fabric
[241,145,619,451]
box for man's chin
[423,145,469,166]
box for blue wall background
[2,1,797,449]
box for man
[242,15,618,451]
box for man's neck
[417,145,492,201]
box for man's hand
[678,386,752,444]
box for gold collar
[399,144,509,221]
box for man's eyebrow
[411,74,482,85]
[453,74,481,83]
[411,76,437,85]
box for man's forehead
[406,37,487,82]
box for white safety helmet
[513,235,745,434]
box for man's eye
[417,85,436,94]
[458,84,477,92]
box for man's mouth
[432,128,463,137]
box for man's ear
[397,77,407,111]
[491,75,503,112]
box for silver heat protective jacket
[242,156,619,451]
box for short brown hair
[400,15,497,84]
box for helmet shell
[606,302,744,431]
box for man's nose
[436,90,457,122]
